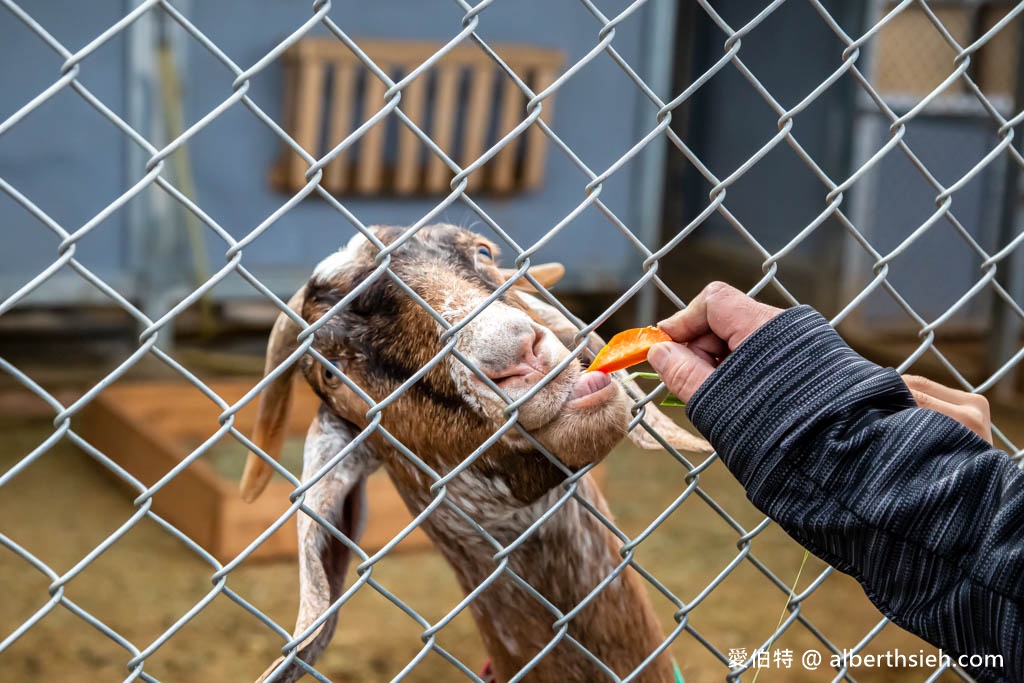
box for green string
[626,372,685,407]
[630,369,808,682]
[750,549,811,682]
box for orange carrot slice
[587,326,673,374]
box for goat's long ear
[257,406,379,683]
[240,285,309,503]
[498,262,565,293]
[514,291,713,454]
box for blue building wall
[0,2,133,301]
[0,1,658,307]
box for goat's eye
[476,245,492,260]
[323,361,343,384]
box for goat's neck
[389,464,674,683]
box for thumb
[647,342,715,403]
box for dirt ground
[3,392,1010,683]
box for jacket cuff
[684,305,912,497]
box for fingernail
[648,341,681,372]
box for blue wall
[0,2,132,299]
[0,1,658,307]
[849,114,1002,330]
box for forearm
[686,306,1024,682]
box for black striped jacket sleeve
[685,305,1024,683]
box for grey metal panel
[667,0,856,272]
[665,0,1001,331]
[852,115,1002,329]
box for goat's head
[241,224,709,682]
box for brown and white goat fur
[240,225,711,682]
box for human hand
[648,282,783,402]
[902,374,993,444]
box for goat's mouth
[565,371,616,410]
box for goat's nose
[518,323,547,369]
[479,322,549,382]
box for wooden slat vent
[272,38,563,196]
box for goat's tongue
[571,371,611,399]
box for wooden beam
[394,75,428,194]
[490,77,525,193]
[425,65,460,193]
[355,75,389,194]
[290,56,327,188]
[460,67,497,192]
[523,67,558,190]
[323,62,356,193]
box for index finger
[657,285,713,343]
[659,281,783,351]
[902,374,978,407]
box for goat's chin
[533,381,630,468]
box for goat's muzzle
[565,371,615,410]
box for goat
[240,224,712,682]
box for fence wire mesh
[1,0,1023,682]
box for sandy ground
[2,394,1005,683]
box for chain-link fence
[2,0,1023,681]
